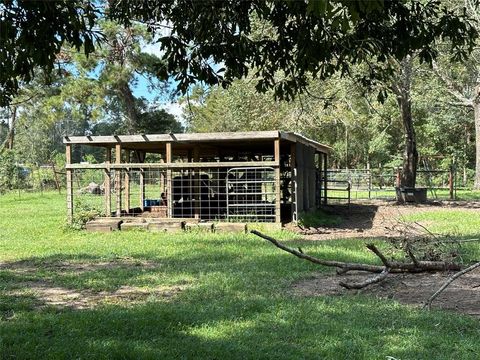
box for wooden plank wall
[290,143,297,222]
[307,146,316,210]
[295,142,305,212]
[323,153,328,205]
[295,143,318,213]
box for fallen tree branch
[442,238,480,244]
[250,230,462,275]
[366,244,391,267]
[406,245,420,268]
[339,267,390,289]
[251,230,388,273]
[423,261,480,310]
[412,221,442,241]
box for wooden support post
[323,153,328,205]
[193,146,200,219]
[166,142,173,218]
[140,169,145,211]
[51,162,61,194]
[274,138,281,223]
[315,153,320,209]
[115,144,122,216]
[105,147,111,216]
[66,144,73,224]
[367,162,372,200]
[449,165,454,200]
[124,150,130,213]
[295,143,304,212]
[290,143,297,223]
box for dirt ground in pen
[290,201,480,317]
[297,200,480,240]
[292,270,480,317]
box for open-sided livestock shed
[64,131,330,225]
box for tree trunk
[393,57,418,188]
[1,106,17,153]
[474,85,480,189]
[107,29,139,135]
[117,80,138,134]
[400,96,418,188]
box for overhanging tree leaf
[1,1,478,104]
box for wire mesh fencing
[71,168,109,217]
[226,167,276,222]
[324,168,457,203]
[0,164,65,194]
[71,166,279,222]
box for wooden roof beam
[63,130,331,154]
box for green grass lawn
[1,192,479,359]
[404,209,480,236]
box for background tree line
[0,20,183,190]
[184,56,478,187]
[0,0,479,190]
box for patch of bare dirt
[0,257,160,275]
[1,258,185,310]
[298,201,480,240]
[8,281,187,310]
[292,268,480,317]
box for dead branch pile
[384,219,463,264]
[251,230,463,290]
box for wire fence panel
[415,170,453,200]
[140,169,168,217]
[325,169,396,201]
[226,167,276,222]
[323,179,351,206]
[72,169,109,217]
[170,167,227,220]
[69,166,279,223]
[324,168,457,202]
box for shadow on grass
[318,204,380,230]
[0,239,381,299]
[1,247,479,359]
[1,290,479,359]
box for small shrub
[69,199,105,230]
[0,150,28,192]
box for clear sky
[131,74,184,120]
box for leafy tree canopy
[1,0,478,105]
[0,0,99,105]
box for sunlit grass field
[0,192,479,359]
